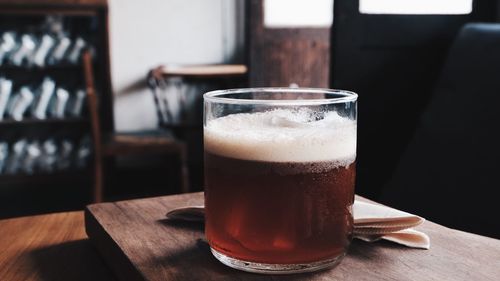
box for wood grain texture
[247,0,330,88]
[86,192,500,281]
[0,0,107,7]
[0,211,115,281]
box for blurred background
[1,0,499,239]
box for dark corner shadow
[28,239,116,281]
[157,218,205,232]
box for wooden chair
[148,64,247,133]
[147,64,247,191]
[83,51,190,203]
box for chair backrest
[381,23,500,238]
[83,50,103,202]
[146,65,247,191]
[147,65,247,130]
[331,0,497,199]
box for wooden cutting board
[85,192,500,281]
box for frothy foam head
[204,109,356,165]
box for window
[264,0,334,28]
[359,0,473,15]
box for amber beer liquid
[205,154,355,264]
[204,108,357,270]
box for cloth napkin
[166,199,430,250]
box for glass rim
[203,87,358,105]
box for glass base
[210,248,345,274]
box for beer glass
[204,88,357,274]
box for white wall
[108,0,244,131]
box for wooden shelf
[0,117,88,127]
[0,64,81,71]
[0,0,106,16]
[0,65,83,77]
[0,170,91,186]
[0,0,113,207]
[0,9,98,17]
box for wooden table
[0,211,115,281]
[2,192,500,281]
